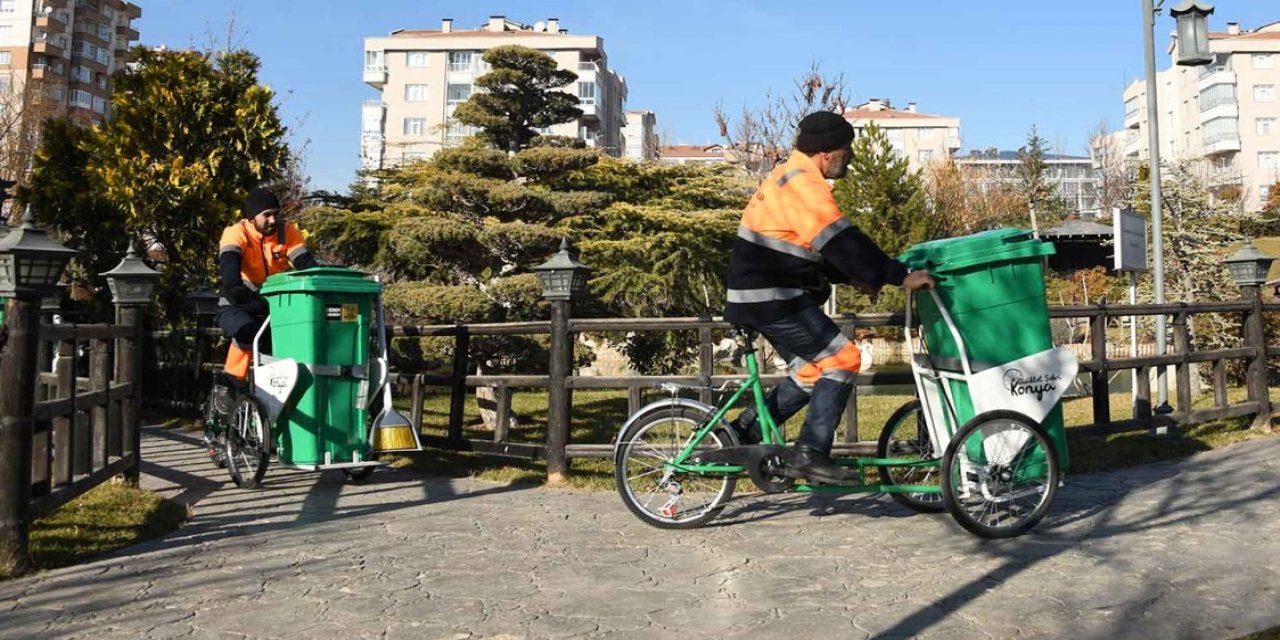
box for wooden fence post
[1243,284,1272,432]
[698,316,713,405]
[546,298,571,483]
[1172,310,1192,420]
[447,325,468,442]
[1091,302,1111,426]
[0,296,40,577]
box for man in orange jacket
[724,111,935,484]
[208,187,316,422]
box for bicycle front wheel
[615,407,737,529]
[225,395,271,489]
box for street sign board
[1114,208,1149,272]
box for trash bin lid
[260,266,382,295]
[899,227,1055,273]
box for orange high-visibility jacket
[724,151,908,326]
[218,220,310,303]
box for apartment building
[0,0,140,125]
[657,144,729,165]
[842,99,962,172]
[956,149,1102,218]
[622,109,656,161]
[1122,20,1280,211]
[362,16,629,171]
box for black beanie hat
[795,111,855,154]
[243,187,281,219]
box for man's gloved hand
[903,270,937,292]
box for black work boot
[729,418,762,445]
[785,445,857,485]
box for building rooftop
[958,150,1092,162]
[1041,219,1114,238]
[659,144,726,158]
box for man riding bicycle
[725,111,935,484]
[208,187,317,424]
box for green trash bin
[899,228,1068,470]
[260,266,381,467]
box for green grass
[12,481,189,579]
[389,384,1279,490]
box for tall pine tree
[832,122,933,257]
[452,45,583,154]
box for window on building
[70,89,92,108]
[1259,151,1279,171]
[1199,83,1236,111]
[0,0,14,12]
[1256,85,1276,103]
[444,121,475,147]
[364,50,383,71]
[0,25,12,40]
[447,51,473,72]
[1202,117,1239,146]
[92,96,105,114]
[407,51,428,68]
[1253,53,1274,69]
[886,129,905,157]
[402,117,426,136]
[918,149,934,163]
[101,5,114,22]
[577,81,596,105]
[404,83,428,102]
[97,23,110,40]
[362,116,381,133]
[445,83,470,116]
[96,48,108,65]
[1258,118,1278,136]
[0,52,10,66]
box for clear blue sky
[137,0,1278,193]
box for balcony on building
[34,8,67,32]
[1202,131,1242,155]
[116,24,139,41]
[1206,165,1243,187]
[363,54,386,88]
[32,36,63,58]
[946,134,962,150]
[30,63,48,80]
[1123,128,1143,158]
[1123,97,1143,130]
[1197,68,1235,94]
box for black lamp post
[532,238,591,483]
[0,205,77,578]
[1225,239,1275,431]
[185,284,221,389]
[100,242,160,482]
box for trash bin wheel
[940,410,1059,538]
[877,400,945,513]
[343,467,375,481]
[225,395,271,489]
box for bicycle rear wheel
[615,406,737,529]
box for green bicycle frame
[663,337,942,495]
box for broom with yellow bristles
[368,285,423,453]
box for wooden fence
[0,298,145,577]
[140,289,1277,480]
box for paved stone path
[2,424,1279,639]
